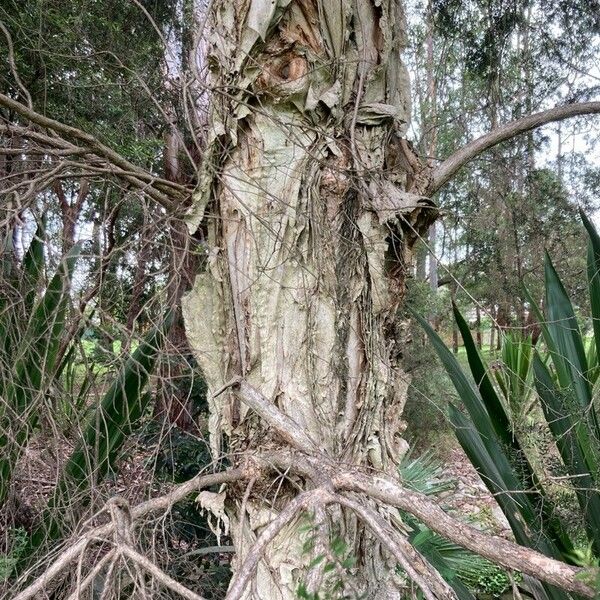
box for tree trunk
[182,1,434,597]
[475,305,482,350]
[489,305,496,354]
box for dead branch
[225,488,331,600]
[13,467,253,600]
[0,92,189,209]
[234,387,596,597]
[334,467,597,597]
[65,549,117,600]
[233,379,322,455]
[429,101,600,194]
[120,544,208,600]
[334,493,457,600]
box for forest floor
[440,445,511,536]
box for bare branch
[221,378,320,455]
[0,92,189,209]
[120,544,208,600]
[429,101,600,194]
[335,493,456,600]
[13,467,253,600]
[225,488,331,600]
[64,549,117,600]
[233,380,322,456]
[334,468,597,597]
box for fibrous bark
[183,1,435,597]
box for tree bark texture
[183,1,435,597]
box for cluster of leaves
[400,451,513,600]
[296,515,360,600]
[418,210,600,599]
[0,227,169,574]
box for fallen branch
[234,379,322,456]
[0,92,189,209]
[335,493,457,600]
[233,388,597,597]
[120,544,208,600]
[64,549,117,600]
[225,488,330,600]
[13,467,253,600]
[334,467,597,597]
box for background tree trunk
[183,1,434,597]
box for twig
[120,544,207,600]
[225,488,331,600]
[237,476,256,558]
[13,467,252,600]
[65,549,117,600]
[0,92,187,209]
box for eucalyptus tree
[3,1,600,599]
[409,0,600,332]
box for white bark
[182,1,435,597]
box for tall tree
[3,1,600,598]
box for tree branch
[120,544,208,600]
[225,488,330,600]
[334,467,597,597]
[429,101,600,195]
[233,380,322,456]
[0,93,189,209]
[334,493,456,600]
[13,467,254,600]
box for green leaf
[580,208,600,365]
[544,254,594,414]
[452,304,512,442]
[0,242,82,504]
[330,536,347,557]
[534,353,600,556]
[449,406,571,600]
[413,310,570,557]
[28,314,170,549]
[21,218,46,315]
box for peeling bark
[182,1,435,596]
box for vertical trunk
[429,222,438,291]
[424,0,438,309]
[489,305,496,354]
[54,180,89,254]
[557,121,563,183]
[183,1,433,597]
[122,215,152,354]
[450,285,459,354]
[416,243,427,279]
[475,305,482,350]
[156,219,201,430]
[154,96,201,430]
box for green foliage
[0,228,82,504]
[413,308,572,575]
[27,315,171,550]
[144,421,212,484]
[417,210,600,599]
[493,332,535,423]
[399,451,512,600]
[472,566,513,597]
[403,280,455,446]
[527,214,600,557]
[399,449,454,497]
[0,528,28,581]
[296,514,360,600]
